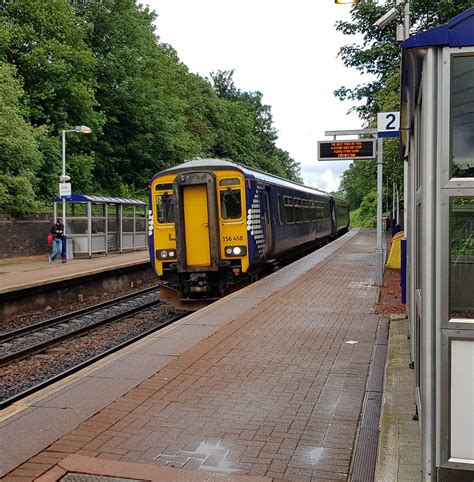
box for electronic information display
[317,139,376,160]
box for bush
[350,190,377,228]
[0,174,37,215]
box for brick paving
[5,231,380,481]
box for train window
[157,193,175,223]
[220,178,240,186]
[284,196,294,223]
[303,200,310,222]
[310,201,316,221]
[318,202,324,220]
[294,198,303,223]
[277,195,283,225]
[220,189,242,219]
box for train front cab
[150,167,249,308]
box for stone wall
[0,214,52,259]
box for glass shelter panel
[451,55,474,178]
[450,198,474,319]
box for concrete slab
[0,407,91,476]
[375,317,421,481]
[36,454,270,481]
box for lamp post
[60,125,92,260]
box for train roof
[152,158,331,198]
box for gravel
[0,302,184,403]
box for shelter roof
[401,7,474,50]
[53,194,146,205]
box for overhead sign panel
[317,139,376,161]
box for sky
[145,0,371,192]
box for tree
[0,61,41,176]
[335,0,473,120]
[209,70,301,182]
[0,0,102,131]
[334,0,472,215]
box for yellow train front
[148,158,349,309]
[148,159,251,309]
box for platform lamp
[60,125,92,259]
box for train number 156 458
[222,235,244,242]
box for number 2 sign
[377,112,400,138]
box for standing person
[49,218,65,263]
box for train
[148,158,350,309]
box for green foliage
[0,0,300,215]
[0,61,42,175]
[0,174,36,214]
[335,1,471,219]
[335,0,473,120]
[350,190,377,228]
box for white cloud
[146,0,371,192]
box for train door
[182,184,211,266]
[259,189,273,258]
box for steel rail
[0,286,159,343]
[0,312,187,410]
[0,289,160,367]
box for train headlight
[224,246,246,257]
[156,249,176,260]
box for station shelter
[401,7,474,481]
[53,194,147,258]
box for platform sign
[317,139,376,161]
[377,111,400,138]
[59,182,71,197]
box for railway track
[0,288,185,409]
[0,287,160,367]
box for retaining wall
[0,215,52,259]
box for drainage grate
[60,474,144,482]
[350,317,389,482]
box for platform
[0,230,399,481]
[0,250,149,294]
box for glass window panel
[92,219,105,233]
[220,189,242,219]
[156,194,175,223]
[450,197,474,318]
[107,218,117,233]
[68,219,87,234]
[451,56,474,178]
[136,219,146,232]
[91,204,105,216]
[123,218,134,232]
[123,205,136,216]
[66,203,88,217]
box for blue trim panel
[378,131,400,138]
